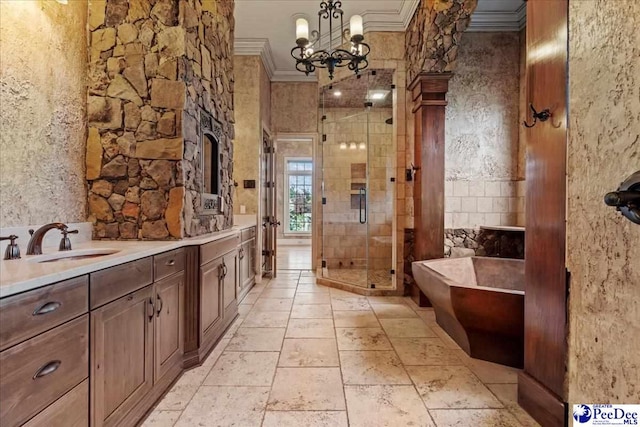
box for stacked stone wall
[86,0,234,239]
[405,0,477,84]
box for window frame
[283,157,313,236]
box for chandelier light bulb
[339,142,347,150]
[359,142,366,150]
[349,143,357,150]
[296,18,309,45]
[350,15,364,41]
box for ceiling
[234,0,525,81]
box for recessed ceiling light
[56,0,68,3]
[367,90,389,100]
[333,90,342,97]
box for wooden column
[518,0,568,425]
[408,72,452,306]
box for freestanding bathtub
[412,256,525,368]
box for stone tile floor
[143,270,540,427]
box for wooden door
[261,131,277,276]
[519,0,568,425]
[200,257,223,339]
[223,250,238,310]
[154,272,184,384]
[91,285,154,427]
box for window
[285,158,313,234]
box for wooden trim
[518,372,567,427]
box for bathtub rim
[412,256,525,296]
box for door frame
[275,133,319,271]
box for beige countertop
[0,222,256,299]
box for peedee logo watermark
[573,405,640,426]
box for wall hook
[523,103,551,128]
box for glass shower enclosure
[318,69,396,289]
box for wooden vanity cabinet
[90,285,154,427]
[197,234,240,361]
[0,276,89,427]
[238,226,257,302]
[90,249,185,427]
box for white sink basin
[27,248,121,263]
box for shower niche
[318,69,397,290]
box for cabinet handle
[165,259,175,266]
[147,298,154,322]
[32,301,61,316]
[222,263,228,277]
[33,360,61,379]
[239,248,244,259]
[156,294,163,317]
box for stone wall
[181,0,235,236]
[444,32,524,228]
[86,0,234,239]
[566,0,640,407]
[444,228,524,259]
[405,0,478,85]
[0,1,87,227]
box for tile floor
[143,270,540,427]
[276,244,312,270]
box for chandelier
[291,1,370,80]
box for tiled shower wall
[321,107,394,270]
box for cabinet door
[154,271,184,384]
[239,242,250,293]
[222,250,238,309]
[248,239,256,277]
[200,258,223,338]
[91,286,154,427]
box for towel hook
[523,103,551,128]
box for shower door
[320,70,395,289]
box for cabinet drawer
[241,226,256,242]
[0,276,88,351]
[24,379,88,427]
[0,315,89,427]
[154,248,185,281]
[90,257,153,309]
[201,234,240,265]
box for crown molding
[234,38,277,80]
[468,3,527,32]
[271,71,318,83]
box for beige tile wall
[444,179,525,228]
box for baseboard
[518,371,567,427]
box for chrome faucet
[26,223,69,255]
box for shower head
[385,117,393,125]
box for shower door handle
[359,188,367,224]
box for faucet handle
[1,235,21,260]
[59,229,78,252]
